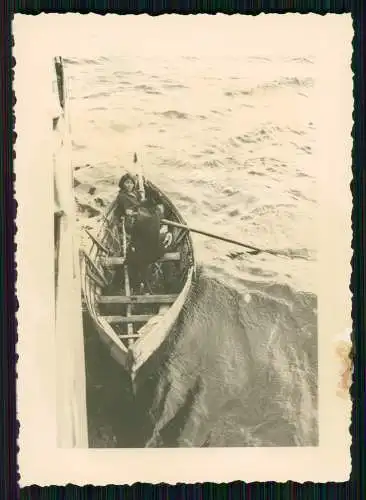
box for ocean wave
[244,156,288,169]
[247,56,272,62]
[260,76,314,90]
[230,124,310,151]
[154,110,189,120]
[63,57,79,65]
[64,57,103,66]
[159,157,192,169]
[162,83,189,90]
[249,203,298,217]
[287,127,306,136]
[116,80,132,86]
[247,170,266,177]
[134,84,162,95]
[225,76,314,99]
[288,57,315,65]
[228,124,283,147]
[290,142,312,155]
[288,189,315,203]
[203,159,225,168]
[82,91,110,100]
[89,106,108,111]
[109,122,130,133]
[114,70,144,76]
[224,90,253,97]
[228,247,315,262]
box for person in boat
[127,199,174,292]
[116,172,172,246]
[115,173,141,221]
[115,172,173,291]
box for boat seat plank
[159,252,181,262]
[102,252,181,266]
[118,334,142,339]
[103,314,154,324]
[98,294,178,304]
[102,256,126,266]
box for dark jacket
[115,191,141,219]
[127,208,165,269]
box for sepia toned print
[15,14,352,484]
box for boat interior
[83,182,194,349]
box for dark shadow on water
[154,378,201,447]
[84,308,189,448]
[84,313,150,447]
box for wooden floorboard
[160,252,181,262]
[118,334,142,339]
[102,256,126,266]
[98,294,178,304]
[103,252,180,266]
[103,314,154,323]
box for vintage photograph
[16,13,352,483]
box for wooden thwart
[118,333,142,339]
[103,314,154,324]
[102,256,126,266]
[103,252,181,266]
[98,294,178,304]
[160,252,181,262]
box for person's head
[119,173,136,193]
[141,200,165,215]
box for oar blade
[247,249,261,255]
[227,249,261,260]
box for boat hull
[81,180,195,378]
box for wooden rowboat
[80,179,195,381]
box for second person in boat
[115,172,173,291]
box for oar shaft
[134,152,145,201]
[161,218,272,255]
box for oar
[161,218,303,259]
[134,152,146,202]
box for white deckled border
[14,13,353,485]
